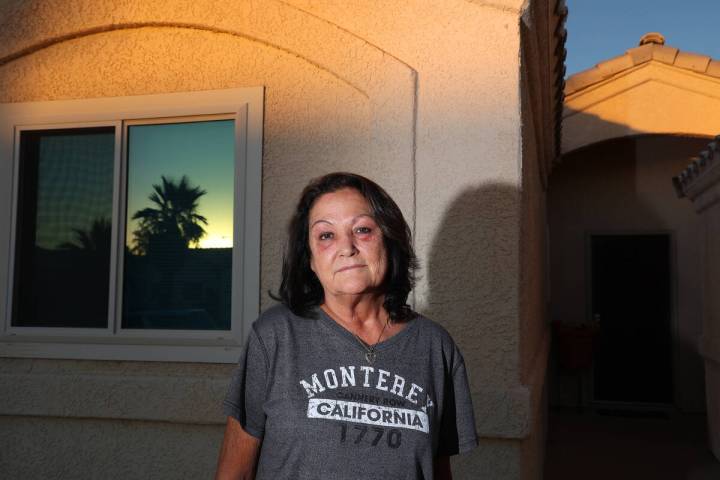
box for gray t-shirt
[223,304,478,479]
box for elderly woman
[216,173,477,479]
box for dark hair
[275,172,418,321]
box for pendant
[365,351,376,364]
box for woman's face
[308,188,388,299]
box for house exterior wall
[704,206,720,459]
[518,61,549,480]
[563,62,720,154]
[676,140,720,461]
[0,1,555,478]
[548,135,708,412]
[516,0,558,477]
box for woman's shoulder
[408,313,461,349]
[251,303,315,338]
[408,313,470,370]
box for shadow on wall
[562,103,718,155]
[421,183,520,387]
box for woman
[217,173,477,479]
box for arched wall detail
[0,0,419,311]
[0,0,419,97]
[0,22,371,97]
[0,0,418,183]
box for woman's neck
[321,293,409,346]
[321,293,386,329]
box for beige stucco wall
[0,0,550,478]
[516,3,553,476]
[678,143,720,460]
[548,135,708,411]
[563,62,720,154]
[705,207,720,459]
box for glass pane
[122,120,234,330]
[12,127,115,328]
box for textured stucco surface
[701,197,720,376]
[515,1,555,477]
[0,359,233,423]
[0,416,224,480]
[549,136,708,411]
[452,438,522,478]
[696,188,720,460]
[0,0,552,478]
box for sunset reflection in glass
[122,120,235,330]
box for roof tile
[706,60,720,78]
[595,54,635,78]
[674,51,712,73]
[565,68,601,95]
[651,45,679,64]
[565,33,720,97]
[626,44,654,65]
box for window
[0,88,263,362]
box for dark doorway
[590,234,673,404]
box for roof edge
[673,135,720,200]
[565,36,720,96]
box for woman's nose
[338,232,357,256]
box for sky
[565,0,720,76]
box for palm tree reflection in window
[131,175,208,255]
[123,175,230,330]
[59,217,112,253]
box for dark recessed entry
[591,234,673,404]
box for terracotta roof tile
[651,45,679,64]
[595,54,635,78]
[564,68,599,94]
[626,44,654,65]
[673,136,720,198]
[565,33,720,96]
[706,60,720,78]
[674,51,711,73]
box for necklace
[322,306,389,364]
[353,317,390,365]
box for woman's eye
[355,226,372,234]
[318,232,333,240]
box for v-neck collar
[314,306,419,354]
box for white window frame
[0,88,263,363]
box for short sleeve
[222,327,269,440]
[437,349,479,456]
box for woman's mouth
[336,264,365,273]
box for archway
[549,134,708,411]
[550,33,720,411]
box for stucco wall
[516,0,558,476]
[0,0,541,478]
[705,208,720,458]
[548,135,707,411]
[678,143,720,461]
[563,62,720,154]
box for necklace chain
[353,316,389,365]
[322,306,389,364]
